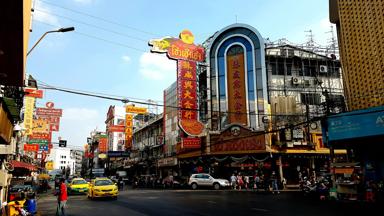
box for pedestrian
[244,175,249,190]
[254,174,260,191]
[237,173,243,190]
[230,174,237,190]
[271,171,280,194]
[56,178,67,216]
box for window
[301,93,321,105]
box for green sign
[29,139,48,144]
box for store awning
[10,160,38,171]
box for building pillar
[278,155,284,181]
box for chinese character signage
[149,29,205,138]
[23,96,35,135]
[125,114,133,149]
[32,118,50,134]
[182,137,200,149]
[24,144,39,152]
[227,52,247,125]
[98,136,108,153]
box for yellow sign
[23,96,35,135]
[45,161,54,170]
[126,106,147,114]
[32,118,50,134]
[126,114,133,121]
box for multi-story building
[105,106,126,151]
[70,149,83,176]
[329,0,384,111]
[131,114,163,176]
[0,0,33,208]
[328,0,384,194]
[47,147,75,176]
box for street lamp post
[27,27,75,56]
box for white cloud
[62,108,99,121]
[34,1,60,26]
[54,107,105,147]
[139,52,176,80]
[122,55,131,63]
[73,0,94,4]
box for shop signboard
[45,161,54,170]
[107,151,130,158]
[157,157,178,167]
[36,108,62,116]
[24,88,43,98]
[107,125,125,132]
[182,137,200,149]
[23,96,35,135]
[28,139,48,145]
[98,137,108,153]
[327,106,384,141]
[29,133,50,140]
[32,118,50,134]
[39,144,49,151]
[24,144,39,152]
[211,135,265,153]
[126,106,147,114]
[149,30,205,138]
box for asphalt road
[37,189,379,216]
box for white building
[47,147,75,175]
[105,106,126,151]
[70,149,83,175]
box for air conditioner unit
[292,77,300,85]
[319,65,328,73]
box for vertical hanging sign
[149,30,205,140]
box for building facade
[328,0,384,200]
[47,147,75,176]
[70,149,83,176]
[105,106,126,151]
[329,0,384,111]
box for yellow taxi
[68,178,89,195]
[88,178,118,200]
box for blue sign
[107,151,130,158]
[327,106,384,141]
[39,144,49,151]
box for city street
[37,189,379,216]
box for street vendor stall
[331,162,361,200]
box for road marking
[251,208,269,212]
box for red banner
[98,137,108,153]
[108,125,125,132]
[178,60,198,120]
[182,137,200,149]
[36,108,63,117]
[24,144,39,152]
[24,88,44,98]
[29,133,51,140]
[211,135,265,153]
[168,40,205,62]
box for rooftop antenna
[326,25,338,57]
[235,15,238,23]
[305,30,315,52]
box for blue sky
[27,0,334,148]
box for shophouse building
[0,0,33,208]
[105,106,126,151]
[70,149,83,176]
[328,0,384,196]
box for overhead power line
[37,0,160,37]
[34,8,148,42]
[33,20,147,53]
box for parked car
[188,173,230,190]
[88,178,118,200]
[8,184,35,201]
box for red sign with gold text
[29,133,51,140]
[98,137,108,153]
[182,137,201,149]
[227,53,247,125]
[211,135,265,153]
[24,144,39,152]
[24,88,44,98]
[149,30,205,139]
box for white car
[188,173,230,190]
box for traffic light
[59,140,67,147]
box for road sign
[59,140,67,147]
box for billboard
[24,88,43,98]
[149,30,205,138]
[98,137,108,153]
[126,106,147,114]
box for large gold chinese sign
[227,52,247,125]
[149,30,205,148]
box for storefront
[325,105,384,201]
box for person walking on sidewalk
[56,178,68,216]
